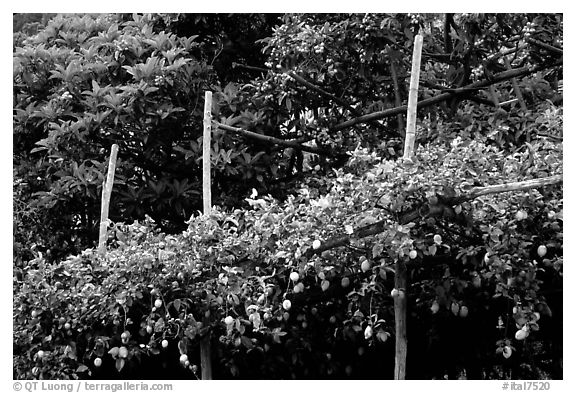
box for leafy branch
[526,37,563,56]
[305,174,563,258]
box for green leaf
[64,343,77,360]
[154,318,165,332]
[76,365,89,373]
[115,358,125,372]
[108,347,119,358]
[177,338,188,355]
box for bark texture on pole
[403,34,424,159]
[201,91,213,380]
[98,144,119,257]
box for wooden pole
[394,259,408,380]
[200,314,212,380]
[98,144,119,257]
[403,35,424,159]
[397,33,423,380]
[203,91,212,215]
[201,91,213,380]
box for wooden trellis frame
[201,91,214,380]
[98,144,119,257]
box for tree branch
[464,175,563,201]
[213,121,343,157]
[421,81,501,107]
[486,43,527,62]
[231,62,269,73]
[526,37,563,56]
[467,95,499,107]
[537,132,562,142]
[421,80,484,94]
[389,60,405,136]
[286,71,389,134]
[332,60,563,131]
[421,51,458,65]
[444,14,454,54]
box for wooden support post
[203,91,212,215]
[394,259,408,380]
[98,144,119,258]
[396,34,423,380]
[201,91,213,380]
[200,312,213,380]
[403,34,423,159]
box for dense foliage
[14,13,562,380]
[13,13,280,263]
[13,13,562,262]
[14,137,562,379]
